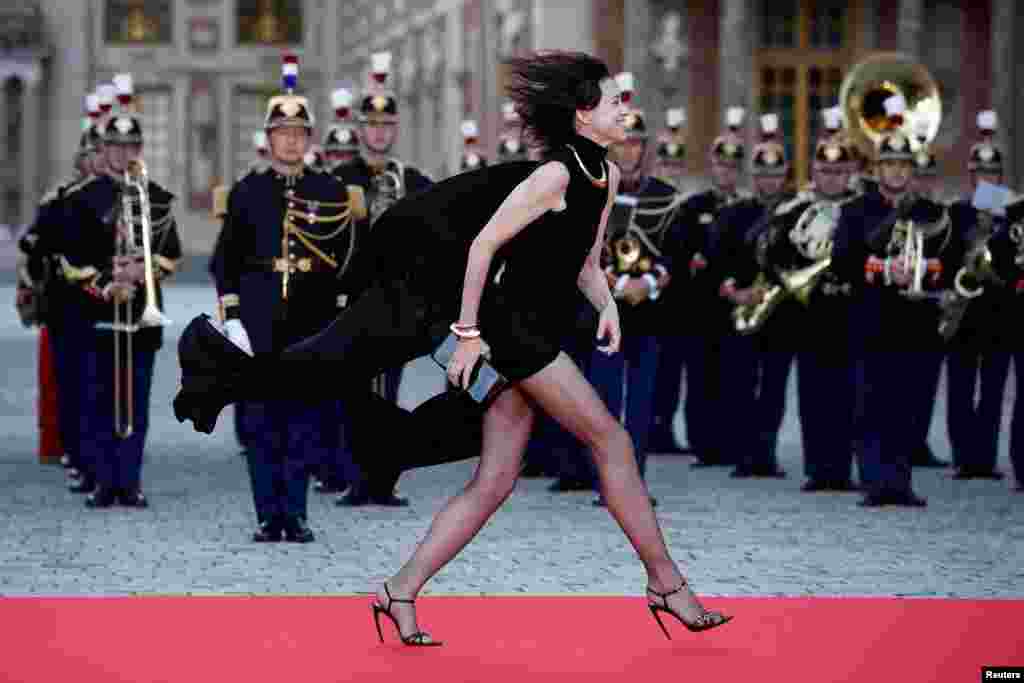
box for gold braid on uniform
[277,192,360,299]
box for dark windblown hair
[505,51,611,155]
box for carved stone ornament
[498,4,525,58]
[398,45,417,96]
[422,25,443,87]
[651,11,686,72]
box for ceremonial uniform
[833,192,951,505]
[658,187,742,464]
[714,114,793,478]
[777,184,859,490]
[218,57,365,539]
[18,134,99,475]
[58,112,181,508]
[944,113,1012,480]
[218,163,361,536]
[589,175,676,492]
[651,107,745,461]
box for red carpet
[2,596,1020,682]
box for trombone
[113,158,171,438]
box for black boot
[252,517,284,542]
[283,516,315,543]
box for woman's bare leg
[377,385,535,639]
[518,352,726,623]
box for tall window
[233,86,275,179]
[105,0,172,44]
[757,0,859,187]
[237,0,302,45]
[136,87,174,188]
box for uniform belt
[243,257,336,275]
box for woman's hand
[596,300,621,355]
[447,336,484,389]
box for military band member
[713,113,793,478]
[58,74,182,508]
[783,107,860,492]
[944,110,1011,480]
[589,73,674,506]
[832,94,948,507]
[904,120,952,469]
[217,56,361,539]
[496,101,528,163]
[460,119,487,171]
[334,51,432,507]
[18,107,106,490]
[655,106,747,465]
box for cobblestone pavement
[1,284,1021,598]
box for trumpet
[113,158,171,438]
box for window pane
[106,0,172,44]
[761,0,798,48]
[234,87,273,179]
[136,88,174,189]
[810,0,845,48]
[237,0,303,45]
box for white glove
[223,318,253,356]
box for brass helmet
[323,87,360,154]
[813,106,854,169]
[657,107,686,163]
[750,113,787,176]
[711,106,745,166]
[358,52,398,124]
[265,54,315,131]
[874,94,914,163]
[967,110,1004,175]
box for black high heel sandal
[646,580,733,639]
[371,583,443,647]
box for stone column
[41,0,90,187]
[991,0,1016,188]
[897,0,924,58]
[719,0,754,183]
[444,5,464,176]
[20,74,42,228]
[1015,4,1024,191]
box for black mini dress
[480,135,610,381]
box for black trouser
[946,346,1010,472]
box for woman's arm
[577,162,622,311]
[455,161,571,326]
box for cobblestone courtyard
[1,284,1021,598]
